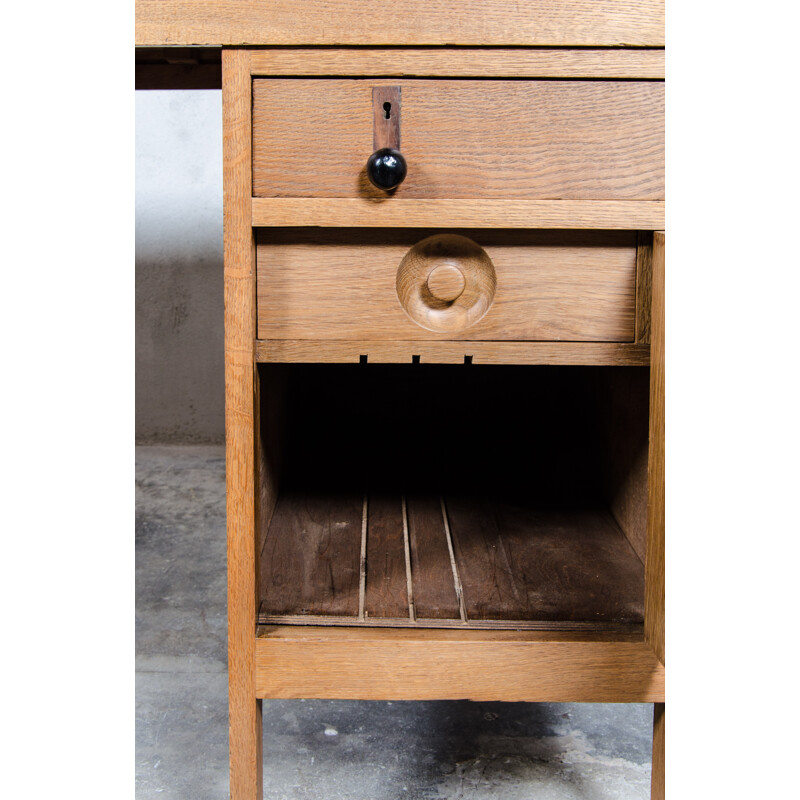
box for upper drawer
[252,79,664,201]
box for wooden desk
[136,4,665,798]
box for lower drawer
[256,229,637,342]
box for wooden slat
[358,494,368,620]
[136,1,665,47]
[254,340,651,366]
[447,500,644,623]
[259,492,363,617]
[256,614,640,632]
[257,626,644,642]
[256,229,637,342]
[252,198,665,229]
[499,505,645,621]
[249,48,665,79]
[645,231,665,664]
[253,80,664,201]
[406,495,461,620]
[222,49,261,800]
[254,631,665,701]
[446,495,520,620]
[364,494,409,619]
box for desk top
[135,0,665,48]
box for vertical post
[223,49,262,800]
[645,231,665,664]
[651,703,665,800]
[645,232,665,800]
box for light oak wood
[426,264,465,302]
[645,231,665,665]
[395,234,497,333]
[254,340,651,366]
[254,631,665,701]
[249,48,665,79]
[252,198,665,230]
[222,49,261,800]
[256,230,637,342]
[257,626,644,642]
[257,614,640,633]
[253,80,664,201]
[213,39,666,800]
[136,1,665,47]
[652,703,665,800]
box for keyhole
[383,102,392,120]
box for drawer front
[252,79,664,200]
[256,230,637,342]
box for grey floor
[136,444,654,799]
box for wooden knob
[396,234,497,333]
[426,263,466,303]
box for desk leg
[229,695,262,800]
[223,47,261,799]
[652,702,665,800]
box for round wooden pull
[426,263,466,302]
[396,234,497,333]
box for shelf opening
[256,363,649,632]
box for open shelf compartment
[257,363,649,633]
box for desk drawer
[256,229,637,342]
[252,79,664,201]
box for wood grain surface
[448,500,645,623]
[254,631,665,701]
[253,79,664,201]
[652,703,665,800]
[256,229,637,342]
[254,340,651,366]
[248,48,665,79]
[258,491,644,628]
[222,49,261,800]
[257,626,645,642]
[260,491,363,617]
[257,365,287,564]
[372,86,401,151]
[251,198,665,229]
[364,495,409,619]
[595,368,650,563]
[636,232,654,342]
[407,495,463,620]
[395,234,497,333]
[136,1,665,47]
[645,232,665,665]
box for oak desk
[136,4,665,798]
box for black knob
[366,148,407,191]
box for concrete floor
[136,444,654,799]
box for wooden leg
[651,702,664,800]
[223,48,261,800]
[229,695,262,799]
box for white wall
[136,90,224,442]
